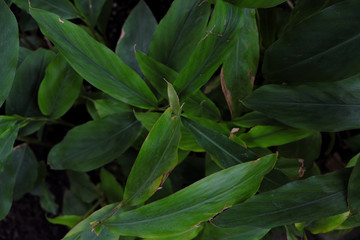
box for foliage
[0,0,360,239]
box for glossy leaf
[123,108,181,206]
[0,152,15,220]
[100,168,123,203]
[263,0,360,84]
[0,0,18,108]
[199,223,269,240]
[243,76,360,132]
[174,1,244,100]
[116,1,157,75]
[48,113,141,172]
[67,171,98,204]
[209,0,285,8]
[213,168,351,228]
[0,118,20,172]
[103,155,277,237]
[47,215,82,228]
[74,0,107,27]
[6,48,55,117]
[239,126,314,148]
[148,0,211,72]
[221,9,258,117]
[13,0,78,19]
[12,145,38,200]
[167,82,180,116]
[30,8,158,109]
[63,203,120,240]
[38,54,82,119]
[183,118,258,168]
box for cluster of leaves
[1,0,360,239]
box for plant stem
[16,136,53,148]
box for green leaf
[67,171,98,204]
[62,190,91,216]
[40,182,58,215]
[0,152,16,220]
[263,0,360,84]
[167,82,180,116]
[123,108,181,206]
[199,223,269,240]
[304,212,350,234]
[221,9,259,117]
[48,113,141,172]
[92,98,131,119]
[212,168,352,229]
[148,0,211,72]
[13,0,79,19]
[12,145,38,200]
[182,91,221,121]
[6,48,55,117]
[239,126,314,148]
[63,203,120,240]
[47,215,82,228]
[210,0,285,8]
[74,0,107,27]
[0,119,20,173]
[103,155,276,238]
[30,8,158,109]
[144,226,203,240]
[135,50,178,98]
[0,0,18,108]
[100,168,123,203]
[182,118,258,168]
[243,76,360,132]
[38,54,83,119]
[232,111,283,128]
[174,1,244,100]
[116,1,157,75]
[348,157,360,218]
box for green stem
[82,199,102,220]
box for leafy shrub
[1,0,360,239]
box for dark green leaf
[263,0,360,84]
[0,118,20,172]
[348,158,360,218]
[6,48,55,117]
[63,203,120,240]
[13,0,78,19]
[67,171,98,204]
[17,47,32,67]
[12,145,38,200]
[243,76,360,132]
[210,0,285,8]
[174,1,244,100]
[74,0,107,27]
[62,190,91,216]
[182,118,258,168]
[123,108,181,206]
[232,111,283,128]
[92,98,131,119]
[148,0,211,72]
[182,91,221,121]
[221,9,258,117]
[239,126,314,148]
[144,227,203,240]
[116,0,157,75]
[0,0,18,108]
[47,215,82,228]
[30,8,158,109]
[100,168,123,203]
[40,182,58,215]
[199,223,269,240]
[38,54,82,119]
[48,113,141,172]
[103,155,276,238]
[0,152,15,220]
[213,169,351,228]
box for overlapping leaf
[213,169,351,228]
[48,113,141,172]
[0,0,18,108]
[103,155,276,238]
[74,0,107,27]
[209,0,285,8]
[30,8,158,109]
